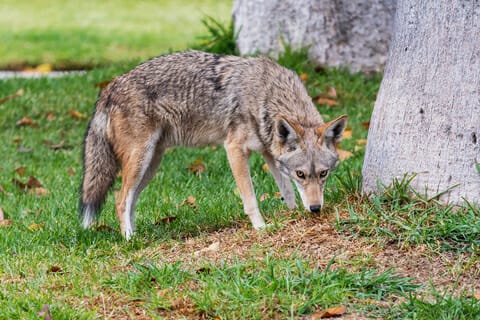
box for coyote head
[275,115,347,212]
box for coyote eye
[296,171,305,179]
[319,170,329,178]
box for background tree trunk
[362,1,480,203]
[232,0,396,72]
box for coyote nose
[309,205,321,213]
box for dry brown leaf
[188,163,206,175]
[0,88,24,104]
[15,166,26,177]
[95,224,116,232]
[262,163,269,172]
[327,86,338,99]
[49,141,72,150]
[361,121,371,129]
[13,137,23,143]
[194,241,220,256]
[310,305,346,319]
[154,216,177,225]
[48,265,63,274]
[300,73,308,81]
[337,149,354,161]
[67,167,75,176]
[46,112,56,121]
[27,176,43,189]
[68,109,88,119]
[259,193,270,202]
[342,128,352,139]
[179,195,198,210]
[0,219,11,227]
[16,117,34,127]
[29,187,48,196]
[273,192,282,199]
[475,292,480,300]
[317,98,338,107]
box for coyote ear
[276,118,301,146]
[318,115,347,145]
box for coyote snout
[79,51,347,239]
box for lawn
[0,0,232,69]
[1,2,480,319]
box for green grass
[1,12,479,318]
[336,174,480,253]
[0,0,232,68]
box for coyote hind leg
[115,130,162,240]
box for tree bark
[232,0,396,72]
[362,1,480,203]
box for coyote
[80,51,347,239]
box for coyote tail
[79,99,117,229]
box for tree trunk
[232,0,396,72]
[362,1,480,203]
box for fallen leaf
[188,162,206,175]
[474,292,480,300]
[259,193,270,202]
[49,141,72,150]
[13,137,23,143]
[67,167,75,176]
[310,305,346,319]
[262,163,269,172]
[317,98,338,107]
[28,223,44,231]
[354,145,364,152]
[48,265,63,274]
[361,121,370,129]
[46,112,56,121]
[179,195,198,210]
[154,216,177,225]
[300,73,308,81]
[12,176,43,191]
[342,128,352,139]
[37,304,53,320]
[356,139,367,145]
[273,192,282,199]
[17,146,32,153]
[337,149,354,161]
[15,166,26,177]
[27,176,43,189]
[0,88,24,105]
[16,117,34,127]
[95,224,116,232]
[327,86,338,99]
[0,219,11,227]
[29,187,48,196]
[68,109,88,119]
[194,241,220,256]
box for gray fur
[80,50,346,237]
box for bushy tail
[79,109,118,229]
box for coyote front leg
[224,134,266,229]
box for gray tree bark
[362,1,480,204]
[232,0,396,72]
